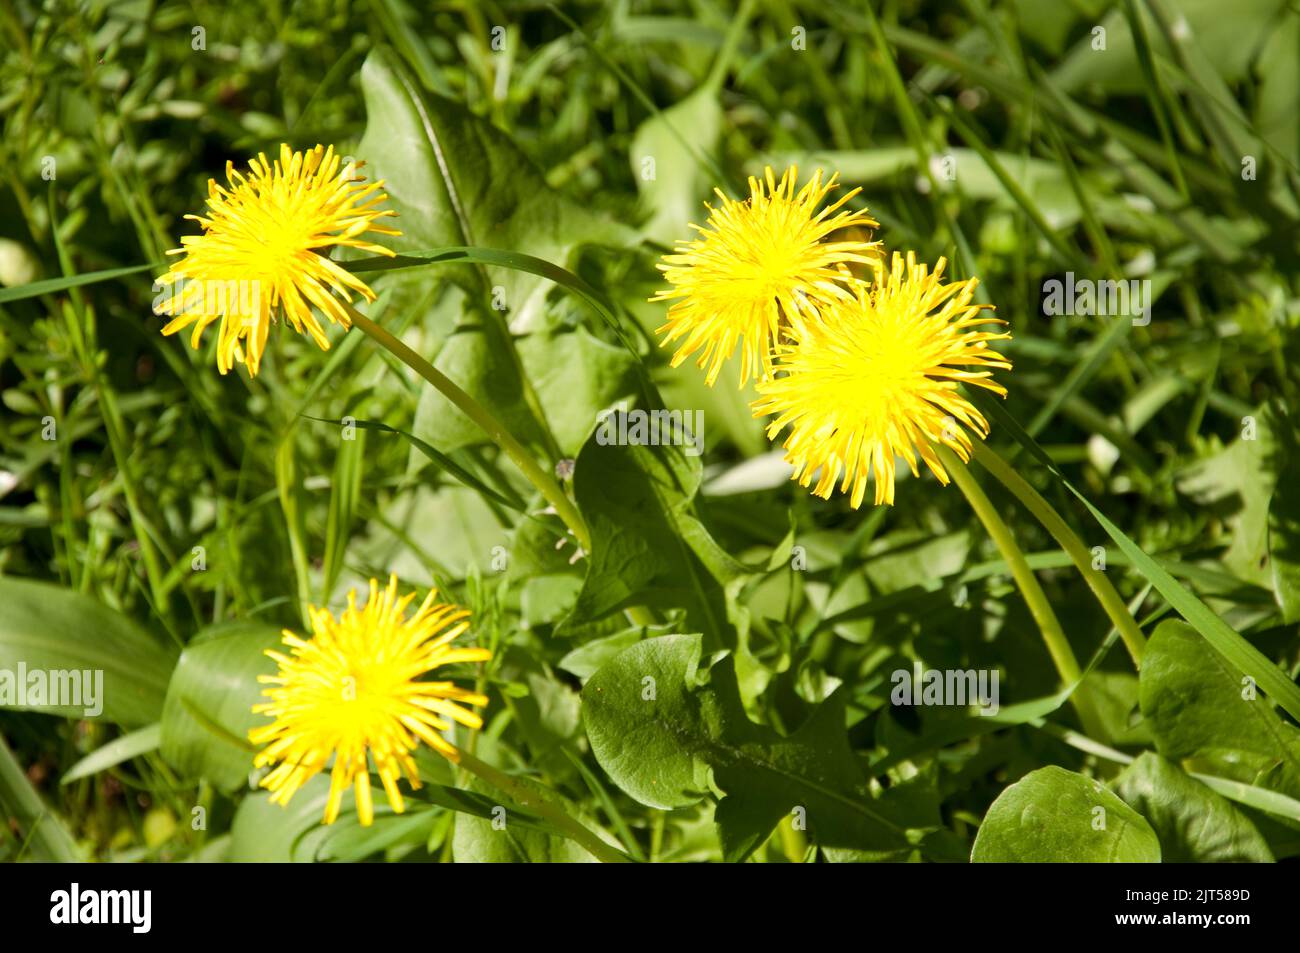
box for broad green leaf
[318,809,437,862]
[1052,0,1289,94]
[1256,10,1300,168]
[518,575,584,628]
[1267,454,1300,623]
[0,577,176,727]
[561,420,733,644]
[508,510,582,579]
[1139,620,1300,798]
[410,317,548,456]
[357,46,635,330]
[629,87,721,244]
[558,629,647,681]
[367,0,452,95]
[357,483,510,585]
[349,248,656,471]
[518,329,639,457]
[584,635,709,811]
[863,530,971,594]
[61,723,162,785]
[972,766,1160,862]
[655,359,768,459]
[583,634,909,862]
[1176,406,1281,587]
[229,776,337,862]
[1114,753,1273,862]
[159,622,282,793]
[347,248,630,344]
[196,750,549,862]
[1085,671,1151,747]
[822,767,969,862]
[1075,486,1300,724]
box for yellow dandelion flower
[154,143,400,377]
[249,575,491,827]
[651,165,880,387]
[751,252,1012,508]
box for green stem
[453,747,630,863]
[345,304,590,553]
[939,446,1108,740]
[971,440,1147,666]
[704,0,756,93]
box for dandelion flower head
[651,165,880,387]
[154,143,399,376]
[752,252,1012,507]
[249,575,490,826]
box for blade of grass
[1120,0,1191,198]
[970,391,1300,722]
[1190,773,1300,822]
[301,415,527,513]
[61,724,162,785]
[275,437,313,629]
[0,733,82,861]
[47,196,176,621]
[1025,313,1134,439]
[0,262,158,304]
[321,426,366,601]
[857,2,981,275]
[929,93,1086,270]
[367,0,453,95]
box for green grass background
[0,0,1297,862]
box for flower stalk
[970,440,1147,667]
[344,303,590,553]
[938,445,1109,740]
